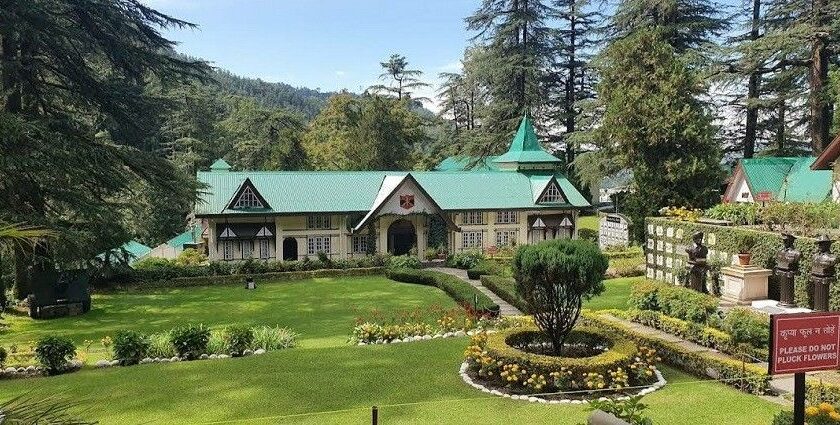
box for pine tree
[368,54,430,102]
[465,0,556,156]
[610,0,729,54]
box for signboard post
[769,312,840,425]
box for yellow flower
[806,406,820,417]
[820,402,834,414]
[830,411,840,421]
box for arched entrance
[387,219,416,256]
[282,237,298,261]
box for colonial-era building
[193,116,590,261]
[723,157,833,203]
[812,133,840,203]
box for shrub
[175,248,207,266]
[578,228,598,243]
[0,346,6,368]
[704,203,760,226]
[252,326,298,350]
[629,280,718,323]
[388,255,421,269]
[112,330,150,365]
[466,261,499,280]
[480,275,528,313]
[424,248,438,261]
[446,250,484,269]
[588,395,652,425]
[513,239,609,354]
[148,331,176,358]
[385,268,499,315]
[34,336,76,375]
[722,307,770,348]
[207,330,226,355]
[169,324,211,360]
[224,325,254,356]
[734,233,758,254]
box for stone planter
[737,253,752,266]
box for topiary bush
[113,330,151,365]
[513,239,609,354]
[35,336,76,375]
[170,324,211,360]
[223,325,254,356]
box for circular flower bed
[462,326,664,401]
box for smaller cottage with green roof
[723,157,833,203]
[193,115,589,261]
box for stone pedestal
[721,265,772,305]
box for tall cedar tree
[595,29,722,241]
[466,0,555,157]
[548,0,601,178]
[610,0,729,54]
[745,0,840,154]
[0,0,208,298]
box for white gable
[353,175,446,233]
[233,186,264,209]
[731,173,753,203]
[538,180,566,204]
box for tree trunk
[776,99,786,153]
[13,244,30,300]
[808,0,832,154]
[743,0,761,158]
[565,9,577,169]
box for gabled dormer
[531,175,568,205]
[227,178,271,210]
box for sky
[144,0,478,109]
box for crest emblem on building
[399,194,415,210]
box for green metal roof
[122,240,152,259]
[492,115,562,164]
[741,157,832,202]
[166,227,202,248]
[195,169,589,216]
[435,156,501,171]
[210,159,232,171]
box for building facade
[194,116,590,261]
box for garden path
[429,267,523,316]
[598,314,840,403]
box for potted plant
[436,245,447,260]
[735,233,757,266]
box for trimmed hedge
[485,326,638,379]
[385,268,499,316]
[480,275,528,313]
[101,255,391,287]
[622,309,767,362]
[104,267,384,290]
[645,217,840,310]
[628,280,718,322]
[582,311,772,395]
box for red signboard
[755,191,774,202]
[769,312,840,375]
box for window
[241,240,253,259]
[462,211,485,225]
[233,187,263,209]
[496,230,518,247]
[259,239,271,259]
[307,215,332,229]
[222,241,233,260]
[741,192,749,199]
[496,211,518,224]
[352,235,368,254]
[539,182,565,203]
[307,236,331,255]
[462,231,483,249]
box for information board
[598,213,631,249]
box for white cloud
[437,60,462,73]
[335,71,346,77]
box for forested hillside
[211,69,333,120]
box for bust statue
[685,231,708,292]
[810,235,837,311]
[774,233,801,307]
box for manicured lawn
[584,276,642,311]
[1,276,457,351]
[0,338,782,424]
[578,214,599,231]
